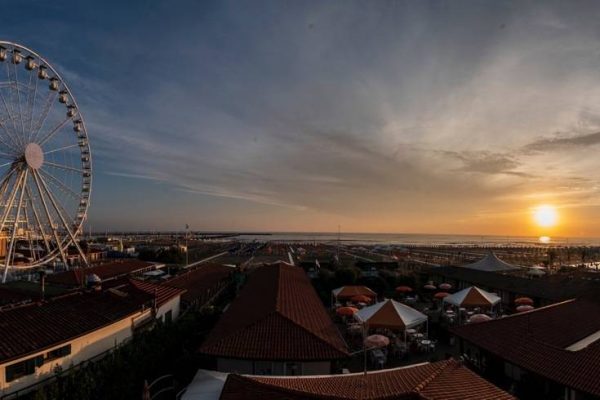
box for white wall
[0,308,152,396]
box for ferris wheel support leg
[34,170,88,267]
[3,169,27,283]
[32,170,68,270]
[25,185,52,258]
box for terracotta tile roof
[166,264,233,304]
[128,279,186,308]
[452,299,600,397]
[199,262,349,360]
[0,288,153,364]
[46,260,160,286]
[219,359,514,400]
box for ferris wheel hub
[24,143,43,170]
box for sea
[235,232,600,247]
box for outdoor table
[406,328,417,334]
[414,333,424,339]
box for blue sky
[3,1,600,235]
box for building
[198,262,349,375]
[423,266,600,307]
[0,279,184,396]
[181,359,515,400]
[452,299,600,400]
[166,264,234,309]
[46,260,165,287]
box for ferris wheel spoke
[0,169,23,237]
[4,62,22,147]
[25,183,52,258]
[24,67,36,144]
[30,89,58,145]
[2,169,27,282]
[10,58,26,143]
[38,169,80,199]
[0,89,23,151]
[43,161,83,174]
[37,116,71,147]
[33,170,87,266]
[44,143,79,155]
[31,169,68,266]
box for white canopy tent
[443,286,501,308]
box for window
[46,344,71,362]
[6,356,43,382]
[284,362,301,376]
[254,361,272,375]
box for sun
[533,205,558,228]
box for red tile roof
[219,359,514,400]
[166,264,233,304]
[46,260,160,286]
[128,279,186,308]
[0,288,153,364]
[452,299,600,397]
[199,262,348,361]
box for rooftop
[199,262,348,361]
[166,264,233,304]
[452,299,600,397]
[46,260,162,287]
[183,359,514,400]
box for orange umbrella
[516,305,534,312]
[515,297,533,306]
[336,306,359,316]
[395,286,413,293]
[434,292,450,299]
[424,284,436,290]
[351,295,372,303]
[468,313,492,323]
[438,283,452,290]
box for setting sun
[533,205,558,228]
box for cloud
[523,131,600,153]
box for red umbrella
[351,295,372,303]
[424,284,436,290]
[395,286,413,293]
[438,283,452,290]
[336,306,359,316]
[468,313,492,323]
[515,297,534,306]
[516,305,534,312]
[434,292,450,299]
[364,334,390,348]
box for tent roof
[443,286,500,307]
[332,286,376,299]
[355,299,427,330]
[461,252,520,272]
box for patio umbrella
[438,283,452,290]
[364,334,390,348]
[351,295,372,303]
[515,297,533,305]
[468,313,492,323]
[336,306,359,316]
[424,284,436,290]
[516,305,534,312]
[395,285,413,293]
[434,292,450,299]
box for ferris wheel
[0,41,92,281]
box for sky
[3,0,600,236]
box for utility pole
[185,224,189,266]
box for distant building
[0,279,184,396]
[423,266,600,307]
[453,299,600,400]
[166,264,234,309]
[182,359,514,400]
[198,262,348,375]
[46,260,165,287]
